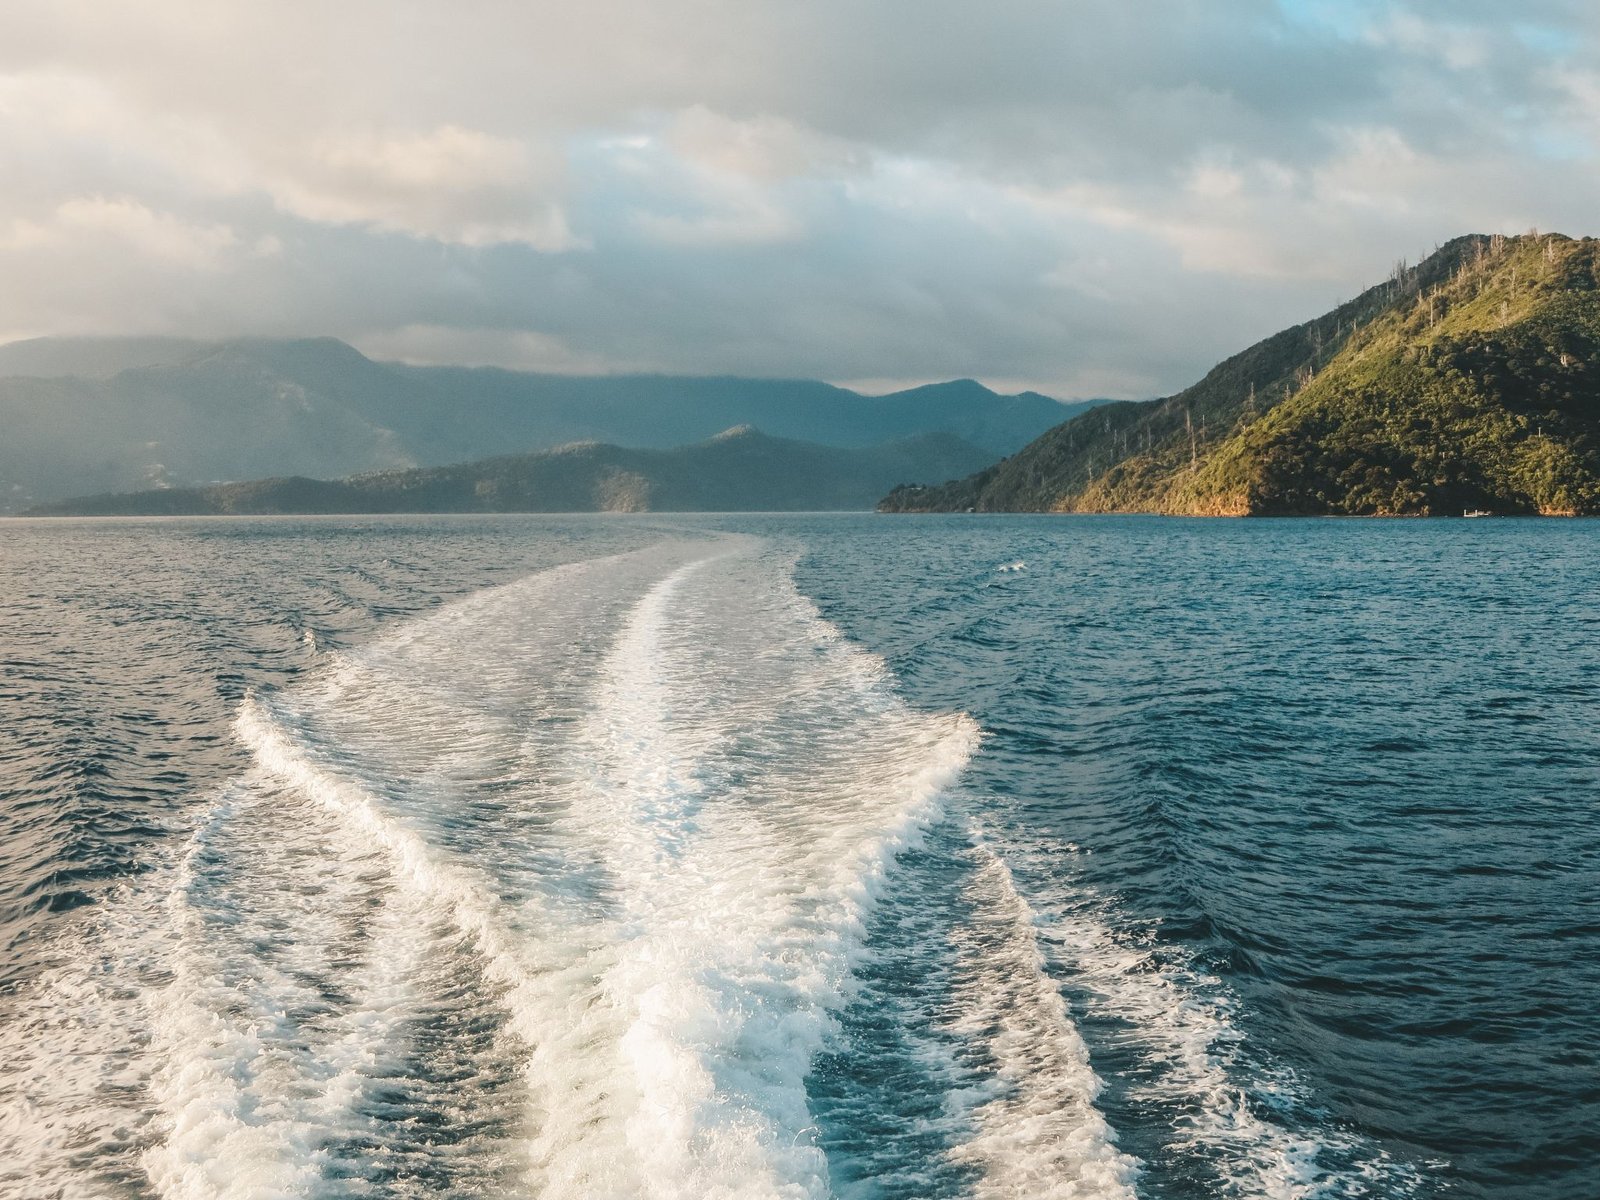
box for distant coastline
[25,427,992,517]
[0,335,1099,515]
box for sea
[1,513,1595,1200]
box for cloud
[0,0,1595,396]
[0,196,236,266]
[273,125,581,249]
[353,324,616,374]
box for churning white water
[0,535,1151,1198]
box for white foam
[944,840,1141,1199]
[234,696,616,1178]
[139,792,339,1200]
[531,542,981,1198]
[137,724,548,1198]
[5,534,1020,1199]
[0,882,169,1196]
[1000,837,1423,1198]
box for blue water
[1,514,1596,1199]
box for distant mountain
[0,336,1096,512]
[388,367,1085,466]
[883,233,1600,516]
[28,427,995,515]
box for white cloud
[0,196,236,267]
[271,125,583,249]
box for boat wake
[1,536,991,1198]
[0,533,1410,1198]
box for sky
[1,0,1596,399]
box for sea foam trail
[995,835,1424,1199]
[2,533,1001,1198]
[0,881,168,1198]
[944,840,1141,1199]
[140,783,424,1200]
[175,545,719,1196]
[807,821,1140,1200]
[529,543,981,1198]
[0,542,705,1197]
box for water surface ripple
[1,513,1594,1200]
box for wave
[943,838,1140,1198]
[532,542,980,1197]
[991,834,1425,1198]
[803,821,1140,1200]
[1,526,1424,1199]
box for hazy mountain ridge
[27,427,995,515]
[0,336,218,379]
[882,233,1600,516]
[0,336,1092,512]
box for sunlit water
[1,514,1595,1199]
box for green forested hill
[882,233,1600,516]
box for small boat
[1463,508,1490,518]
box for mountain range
[27,427,993,516]
[0,336,1091,513]
[882,233,1600,516]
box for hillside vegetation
[883,233,1600,516]
[28,427,992,516]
